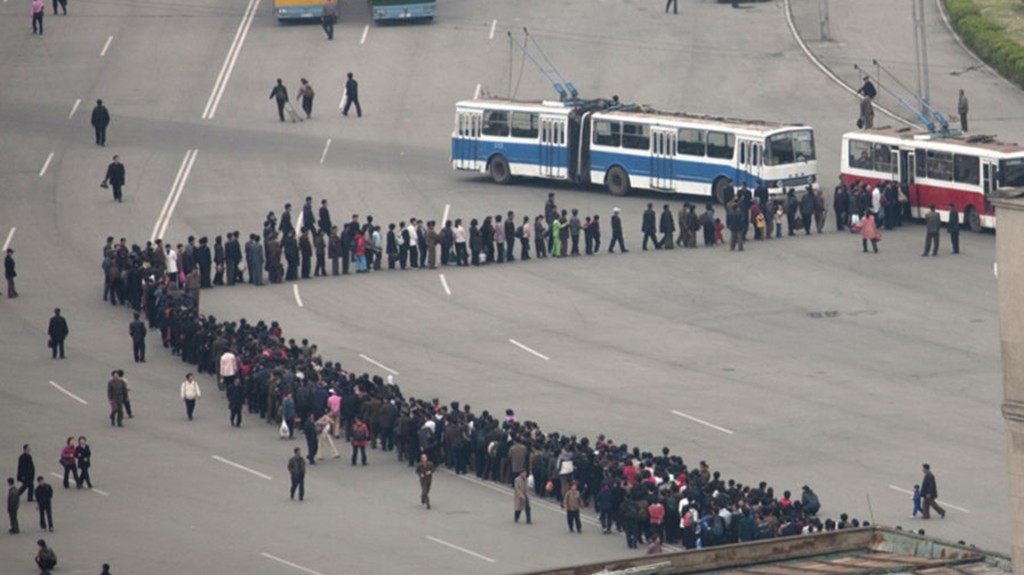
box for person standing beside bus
[343,73,361,118]
[922,204,940,257]
[947,203,960,254]
[321,0,336,40]
[296,79,314,119]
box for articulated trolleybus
[451,98,817,201]
[840,129,1024,231]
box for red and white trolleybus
[840,128,1024,231]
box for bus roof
[455,98,584,116]
[845,127,1024,155]
[593,107,808,135]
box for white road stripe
[359,353,399,375]
[319,138,331,164]
[439,274,451,296]
[509,339,550,361]
[100,35,113,56]
[426,536,496,563]
[292,284,304,307]
[888,484,969,513]
[474,83,481,99]
[202,0,260,119]
[68,98,81,120]
[91,488,110,496]
[151,149,198,242]
[670,410,734,435]
[360,24,369,45]
[260,553,325,575]
[2,227,15,251]
[48,380,88,405]
[441,203,450,225]
[488,19,497,40]
[211,455,272,480]
[39,152,54,177]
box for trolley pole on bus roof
[911,0,931,110]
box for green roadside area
[945,0,1024,88]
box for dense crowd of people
[89,183,881,550]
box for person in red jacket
[351,417,369,466]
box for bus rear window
[594,120,621,147]
[1001,158,1024,187]
[482,110,510,137]
[707,131,735,159]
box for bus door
[983,159,997,213]
[736,139,762,186]
[453,111,481,170]
[651,127,677,190]
[898,149,915,216]
[540,116,567,179]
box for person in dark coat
[947,203,960,254]
[227,379,245,427]
[301,196,316,234]
[299,231,313,279]
[128,312,146,363]
[35,477,53,531]
[213,235,225,286]
[609,207,627,253]
[283,231,299,281]
[833,180,849,230]
[195,237,212,288]
[225,232,242,286]
[47,308,69,359]
[7,477,19,533]
[103,155,126,203]
[302,414,319,464]
[920,463,945,519]
[658,204,675,249]
[799,187,815,235]
[318,199,332,236]
[90,99,110,146]
[4,248,17,298]
[17,445,35,502]
[641,203,658,250]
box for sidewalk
[788,0,1024,141]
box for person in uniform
[416,453,434,510]
[107,370,127,427]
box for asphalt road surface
[0,0,1017,573]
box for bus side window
[953,154,979,185]
[511,112,539,139]
[874,144,892,174]
[707,131,735,159]
[482,110,510,137]
[622,122,650,150]
[677,128,705,156]
[916,151,927,178]
[926,151,953,181]
[848,139,872,170]
[594,120,622,147]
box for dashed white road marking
[426,536,496,563]
[319,138,331,164]
[359,353,398,375]
[292,284,304,307]
[68,99,81,120]
[49,380,88,405]
[260,553,325,575]
[439,274,451,296]
[211,455,272,480]
[670,409,734,435]
[360,24,369,45]
[489,19,497,40]
[509,339,550,361]
[2,228,15,251]
[39,152,54,177]
[100,35,114,56]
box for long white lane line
[68,98,81,120]
[99,35,113,57]
[48,380,88,405]
[508,339,550,361]
[488,19,497,40]
[2,227,15,251]
[202,0,260,119]
[888,484,969,513]
[441,203,450,225]
[319,138,331,164]
[359,353,399,375]
[39,152,54,177]
[260,553,325,575]
[426,536,496,563]
[212,455,272,480]
[439,274,451,296]
[670,410,734,435]
[292,284,304,307]
[360,24,369,45]
[153,149,198,241]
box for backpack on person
[353,425,367,442]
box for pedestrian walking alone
[5,248,18,298]
[180,373,201,420]
[958,89,969,132]
[321,0,336,40]
[922,204,940,256]
[416,453,434,509]
[103,155,126,203]
[31,0,44,35]
[296,78,314,119]
[920,463,946,519]
[47,308,68,359]
[288,448,305,501]
[513,469,531,524]
[269,79,289,122]
[91,100,110,146]
[128,312,146,363]
[342,72,361,117]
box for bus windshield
[766,129,815,166]
[1001,158,1024,187]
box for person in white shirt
[452,219,468,266]
[180,373,201,420]
[219,350,238,390]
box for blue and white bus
[369,0,436,22]
[451,98,817,201]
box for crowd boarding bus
[451,98,817,201]
[369,0,436,21]
[274,0,332,21]
[840,129,1024,231]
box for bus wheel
[488,156,511,185]
[712,178,728,204]
[966,206,983,232]
[606,166,631,196]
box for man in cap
[608,207,628,253]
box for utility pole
[818,0,830,41]
[911,0,931,111]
